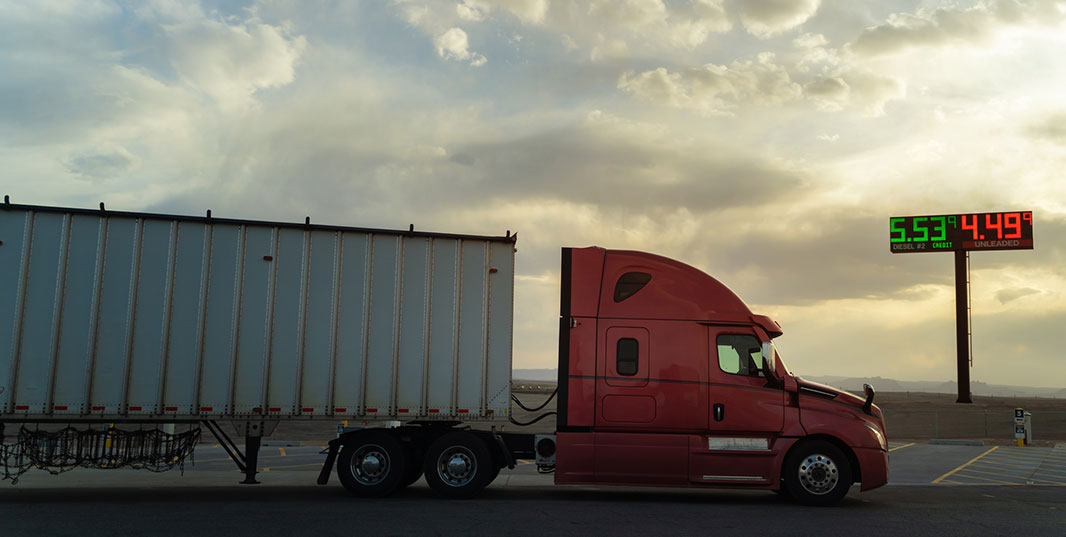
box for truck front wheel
[783,440,853,506]
[423,432,493,499]
[337,430,408,497]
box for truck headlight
[867,425,887,451]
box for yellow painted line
[951,472,1020,486]
[1027,478,1066,486]
[976,460,1046,471]
[957,467,1029,480]
[984,453,1053,462]
[280,448,287,457]
[889,442,916,452]
[985,454,1052,463]
[261,463,321,470]
[933,446,998,484]
[194,455,290,463]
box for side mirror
[862,384,876,415]
[760,341,783,388]
[760,342,775,376]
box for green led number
[930,216,946,241]
[890,218,906,242]
[912,217,928,242]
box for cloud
[396,0,732,61]
[618,53,802,114]
[851,0,1066,57]
[737,0,821,39]
[995,287,1041,304]
[163,16,307,110]
[804,71,906,116]
[1026,112,1066,144]
[65,145,141,179]
[434,27,487,66]
[619,53,903,116]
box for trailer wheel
[423,432,492,499]
[337,431,408,497]
[783,440,853,506]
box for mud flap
[317,438,342,485]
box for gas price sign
[889,211,1034,253]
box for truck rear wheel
[783,440,853,506]
[423,432,493,499]
[337,430,408,497]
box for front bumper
[855,447,889,491]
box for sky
[2,0,1065,388]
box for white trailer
[0,198,518,485]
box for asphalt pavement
[1,441,1064,536]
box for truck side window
[617,338,639,376]
[613,272,652,302]
[717,334,763,377]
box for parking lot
[18,439,1058,488]
[3,440,1064,537]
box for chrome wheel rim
[436,446,477,488]
[351,444,390,486]
[797,453,839,495]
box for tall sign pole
[889,211,1034,404]
[953,250,970,403]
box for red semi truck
[322,246,888,506]
[0,201,886,506]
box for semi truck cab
[553,247,889,505]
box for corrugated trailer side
[0,201,515,423]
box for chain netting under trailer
[0,425,201,483]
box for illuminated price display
[889,211,1034,253]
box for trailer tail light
[165,406,178,412]
[428,409,440,413]
[302,408,314,413]
[486,409,494,414]
[458,409,469,414]
[200,406,213,412]
[128,406,142,411]
[398,408,409,413]
[91,406,105,411]
[54,405,68,411]
[366,408,378,413]
[334,407,347,413]
[15,405,29,411]
[269,407,282,413]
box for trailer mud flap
[317,439,342,485]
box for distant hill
[512,369,558,381]
[801,376,1063,399]
[513,369,1063,398]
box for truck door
[690,329,785,485]
[592,324,689,485]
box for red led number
[1004,212,1022,239]
[985,213,1003,240]
[960,214,979,240]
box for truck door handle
[713,404,724,422]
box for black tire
[782,440,853,506]
[336,430,408,497]
[423,432,493,499]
